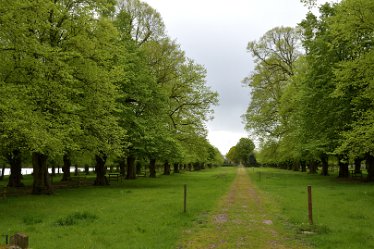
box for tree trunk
[32,152,52,195]
[149,158,156,178]
[94,155,109,185]
[300,160,307,172]
[84,165,89,175]
[7,149,24,187]
[193,162,201,171]
[126,155,136,179]
[292,160,300,171]
[61,154,71,181]
[308,160,318,174]
[354,157,362,174]
[365,153,374,181]
[74,165,79,176]
[119,159,126,177]
[338,155,349,178]
[320,153,329,176]
[163,161,171,175]
[173,163,180,173]
[0,164,4,180]
[136,161,142,175]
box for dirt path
[178,167,310,249]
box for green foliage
[0,0,219,188]
[226,138,256,166]
[246,0,374,171]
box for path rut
[178,167,310,249]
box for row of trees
[243,0,374,180]
[0,0,223,193]
[226,138,257,167]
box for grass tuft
[23,216,43,225]
[55,211,98,226]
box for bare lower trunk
[94,155,108,185]
[163,161,171,175]
[354,157,362,174]
[7,149,24,187]
[32,152,52,195]
[338,155,349,178]
[62,154,71,181]
[300,160,307,172]
[365,153,374,181]
[320,153,329,176]
[149,158,156,178]
[308,160,318,174]
[126,156,136,179]
[119,159,126,177]
[136,161,142,175]
[0,164,4,180]
[193,162,201,171]
[292,161,300,171]
[173,163,180,173]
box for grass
[248,167,374,249]
[0,167,236,249]
[179,167,311,249]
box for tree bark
[136,161,142,175]
[338,155,349,178]
[7,149,24,187]
[94,154,109,185]
[354,157,362,174]
[193,162,201,171]
[119,159,126,177]
[74,165,79,176]
[61,153,71,181]
[126,155,136,179]
[292,160,300,171]
[308,160,318,174]
[365,153,374,181]
[320,153,329,176]
[32,152,52,194]
[163,161,171,175]
[149,158,156,178]
[173,163,180,173]
[300,160,307,172]
[0,164,4,180]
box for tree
[243,27,302,140]
[226,138,256,167]
[0,0,122,192]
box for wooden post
[308,185,313,225]
[10,233,28,249]
[183,184,187,213]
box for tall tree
[243,27,302,140]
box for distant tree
[226,138,256,167]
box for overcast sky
[142,0,321,154]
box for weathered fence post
[10,233,28,249]
[308,185,313,225]
[183,184,187,213]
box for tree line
[0,0,223,194]
[243,0,374,180]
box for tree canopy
[243,0,374,180]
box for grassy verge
[0,167,236,249]
[248,167,374,249]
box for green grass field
[248,167,374,249]
[0,167,236,249]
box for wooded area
[243,0,374,180]
[0,0,223,194]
